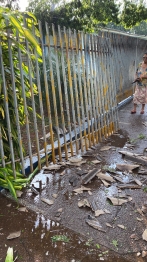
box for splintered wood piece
[119,151,147,166]
[118,184,141,189]
[82,168,100,184]
[116,163,140,171]
[96,172,114,182]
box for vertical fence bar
[84,34,95,145]
[52,24,68,160]
[0,126,5,167]
[94,35,103,141]
[79,31,91,148]
[33,26,48,167]
[17,32,34,173]
[0,38,16,178]
[58,25,73,156]
[64,27,79,154]
[69,28,83,153]
[24,18,41,170]
[91,34,102,142]
[39,21,56,164]
[95,36,105,138]
[74,29,87,151]
[45,23,62,162]
[6,24,25,175]
[89,35,98,144]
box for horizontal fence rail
[1,20,146,177]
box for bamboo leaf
[5,177,17,200]
[23,28,42,56]
[8,14,24,35]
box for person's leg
[131,103,137,114]
[140,104,145,114]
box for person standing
[131,52,147,114]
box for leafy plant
[137,134,146,139]
[95,244,100,249]
[143,187,147,193]
[0,7,42,197]
[51,235,70,243]
[5,247,13,262]
[112,239,118,248]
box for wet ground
[1,101,147,262]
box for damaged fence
[0,17,147,177]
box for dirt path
[1,101,147,261]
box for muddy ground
[1,101,147,262]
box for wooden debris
[137,217,143,221]
[142,229,147,241]
[134,179,142,186]
[116,163,139,172]
[100,146,111,152]
[41,198,54,205]
[7,231,21,240]
[82,168,100,184]
[106,223,113,228]
[117,224,125,229]
[119,151,147,166]
[69,156,83,163]
[101,179,110,187]
[95,209,105,217]
[96,172,115,182]
[118,184,141,189]
[16,190,23,198]
[52,194,58,199]
[73,186,91,194]
[43,164,62,170]
[18,207,28,212]
[91,160,101,164]
[86,218,106,232]
[107,197,131,206]
[142,251,147,258]
[78,199,90,208]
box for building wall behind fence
[1,21,146,176]
[98,29,147,103]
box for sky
[19,0,29,11]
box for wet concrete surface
[1,101,147,261]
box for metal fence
[1,21,146,176]
[98,29,147,102]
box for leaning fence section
[98,29,147,103]
[0,20,120,177]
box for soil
[1,101,147,262]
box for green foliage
[137,133,146,139]
[112,239,118,248]
[5,247,13,262]
[0,7,41,161]
[27,0,120,32]
[120,0,147,28]
[51,235,70,242]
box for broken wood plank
[116,163,140,172]
[96,172,115,182]
[117,184,141,189]
[119,151,147,166]
[82,168,100,184]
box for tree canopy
[0,0,19,9]
[27,0,120,32]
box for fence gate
[0,21,119,176]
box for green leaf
[5,247,13,262]
[23,28,42,56]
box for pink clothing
[133,62,147,104]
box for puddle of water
[0,194,133,262]
[109,129,129,147]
